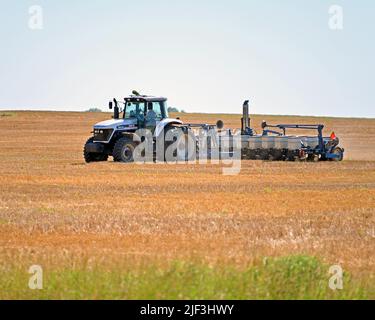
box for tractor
[83,91,191,163]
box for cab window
[124,102,145,119]
[147,102,161,120]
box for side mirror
[216,120,224,130]
[109,101,113,110]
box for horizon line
[1,109,374,120]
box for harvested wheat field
[0,111,374,299]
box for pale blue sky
[0,0,374,117]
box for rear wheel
[164,127,197,162]
[83,137,108,163]
[113,137,137,162]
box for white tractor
[83,91,188,163]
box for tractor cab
[121,96,168,131]
[109,95,168,132]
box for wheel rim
[122,145,133,161]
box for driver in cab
[145,102,157,133]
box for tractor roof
[124,95,167,102]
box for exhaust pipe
[241,100,250,134]
[110,98,119,119]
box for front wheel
[83,137,108,163]
[113,137,138,162]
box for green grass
[0,255,372,300]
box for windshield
[123,102,145,120]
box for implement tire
[330,147,344,162]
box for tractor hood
[94,119,137,129]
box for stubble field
[0,110,374,299]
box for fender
[119,131,142,144]
[155,118,183,138]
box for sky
[0,0,374,117]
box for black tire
[162,126,181,162]
[330,147,344,162]
[307,154,320,162]
[163,127,197,162]
[83,137,108,163]
[113,137,137,162]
